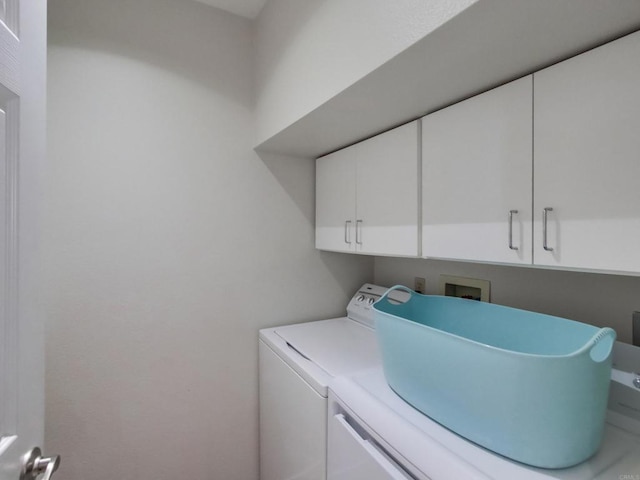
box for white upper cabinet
[422,76,533,264]
[316,143,357,252]
[316,121,419,256]
[356,122,419,256]
[319,30,640,273]
[534,30,640,273]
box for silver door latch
[20,447,60,480]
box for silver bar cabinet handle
[508,209,519,251]
[543,207,554,252]
[356,219,363,245]
[344,220,352,244]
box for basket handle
[377,285,417,306]
[588,328,616,363]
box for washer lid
[274,318,380,378]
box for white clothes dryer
[327,342,640,480]
[259,283,395,480]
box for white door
[422,76,533,264]
[316,144,357,252]
[0,1,51,479]
[356,121,419,257]
[534,30,640,273]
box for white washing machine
[259,283,396,480]
[327,341,640,480]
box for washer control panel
[346,284,385,328]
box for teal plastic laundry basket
[373,285,616,469]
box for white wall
[254,0,477,146]
[45,1,371,479]
[375,257,640,344]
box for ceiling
[191,0,267,19]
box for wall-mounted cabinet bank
[423,29,640,274]
[315,121,419,256]
[316,29,640,275]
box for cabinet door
[356,121,419,256]
[534,31,640,272]
[422,76,533,264]
[316,144,357,252]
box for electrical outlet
[414,277,426,294]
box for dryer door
[328,412,415,480]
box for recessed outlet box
[414,277,426,294]
[439,275,490,302]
